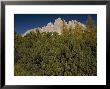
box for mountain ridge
[22,17,86,37]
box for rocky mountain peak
[22,18,86,37]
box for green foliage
[86,15,96,30]
[14,17,97,76]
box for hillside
[14,15,97,76]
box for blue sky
[14,14,97,34]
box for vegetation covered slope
[14,16,97,76]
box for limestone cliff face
[22,18,86,37]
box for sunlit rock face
[22,17,86,37]
[40,18,63,34]
[53,18,63,34]
[22,28,37,37]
